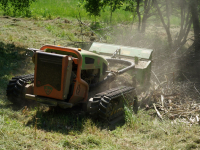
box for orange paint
[35,45,89,102]
[34,54,69,100]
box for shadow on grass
[0,41,33,92]
[25,105,125,134]
[25,106,94,134]
[0,103,24,111]
[0,99,38,112]
[0,101,91,134]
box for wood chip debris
[141,80,200,126]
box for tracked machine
[6,42,153,126]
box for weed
[45,24,54,32]
[124,106,137,128]
[62,140,73,148]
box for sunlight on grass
[30,0,88,20]
[30,0,134,24]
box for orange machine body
[34,45,89,104]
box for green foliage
[124,106,137,127]
[82,0,103,17]
[81,0,125,22]
[124,0,136,12]
[103,0,124,12]
[0,0,36,16]
[90,22,101,29]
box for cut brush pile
[140,75,200,126]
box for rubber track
[6,74,34,105]
[95,86,134,99]
[91,86,135,125]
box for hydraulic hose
[89,59,135,89]
[106,58,135,74]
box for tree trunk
[110,5,113,23]
[141,16,147,33]
[190,0,200,56]
[136,0,141,31]
[175,4,192,48]
[155,0,173,50]
[141,0,151,33]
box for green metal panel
[79,50,108,81]
[79,50,108,70]
[89,42,153,60]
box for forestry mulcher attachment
[6,42,153,126]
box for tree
[102,0,124,23]
[124,0,137,23]
[82,0,103,22]
[141,0,155,32]
[125,0,155,32]
[0,0,36,16]
[154,0,192,51]
[154,0,173,49]
[82,0,124,23]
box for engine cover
[34,51,72,100]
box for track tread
[100,98,110,105]
[96,86,137,126]
[99,103,107,110]
[90,101,99,107]
[6,74,34,105]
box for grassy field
[0,1,199,149]
[0,94,200,149]
[30,0,86,20]
[30,0,134,23]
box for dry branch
[141,75,200,126]
[153,103,163,120]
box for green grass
[29,0,134,23]
[30,0,87,20]
[0,99,199,149]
